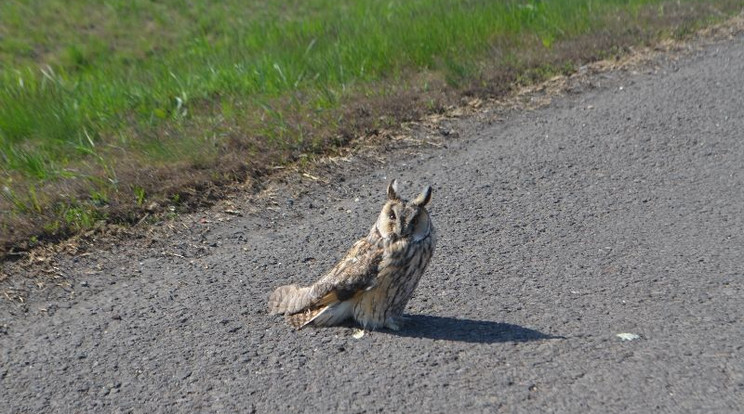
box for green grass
[1,0,742,253]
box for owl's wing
[280,237,383,315]
[314,237,383,300]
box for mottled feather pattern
[352,229,435,329]
[268,179,436,330]
[285,307,325,329]
[267,284,304,315]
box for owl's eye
[388,211,396,220]
[412,216,419,225]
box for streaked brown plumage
[268,179,436,330]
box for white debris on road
[616,332,641,341]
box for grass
[1,0,742,255]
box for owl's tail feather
[285,307,327,329]
[286,299,352,329]
[268,284,315,315]
[270,286,352,329]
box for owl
[268,179,436,330]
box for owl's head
[376,179,433,242]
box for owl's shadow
[385,315,557,344]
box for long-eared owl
[268,179,436,330]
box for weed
[133,186,146,206]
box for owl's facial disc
[377,180,432,241]
[390,203,428,240]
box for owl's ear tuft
[387,179,400,200]
[412,186,432,207]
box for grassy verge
[1,0,742,255]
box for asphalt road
[2,33,743,413]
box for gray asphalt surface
[2,34,744,413]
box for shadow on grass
[385,315,560,344]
